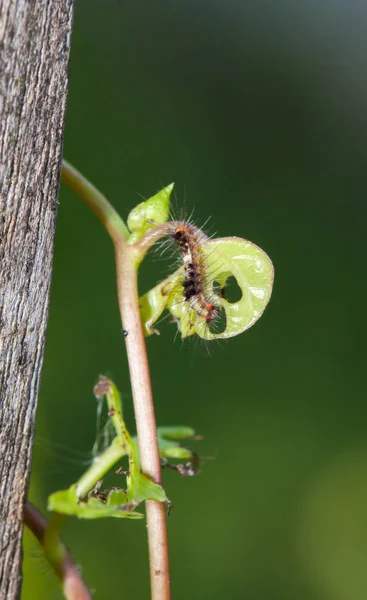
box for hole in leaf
[222,276,242,303]
[208,305,226,334]
[212,281,222,296]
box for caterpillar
[134,189,274,340]
[169,222,218,323]
[146,219,220,337]
[137,215,224,336]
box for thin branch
[24,503,91,600]
[115,241,171,600]
[75,438,124,499]
[61,160,171,600]
[61,160,130,243]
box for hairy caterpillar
[169,222,219,324]
[136,203,274,340]
[137,216,221,335]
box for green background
[23,1,367,599]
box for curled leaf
[140,236,274,339]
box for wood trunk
[0,1,73,596]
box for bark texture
[0,1,73,597]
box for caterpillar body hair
[169,222,218,323]
[137,215,223,336]
[144,219,218,335]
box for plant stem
[75,438,125,499]
[61,160,171,600]
[61,160,129,243]
[115,241,171,600]
[24,502,91,600]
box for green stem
[75,438,126,499]
[61,160,130,243]
[24,502,91,600]
[43,512,67,577]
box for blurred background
[23,1,367,599]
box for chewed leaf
[48,485,143,520]
[139,236,274,340]
[127,184,173,244]
[48,376,168,520]
[200,237,274,339]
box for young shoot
[25,161,274,600]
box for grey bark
[0,1,73,597]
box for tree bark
[0,1,73,597]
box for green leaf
[140,236,274,339]
[96,378,168,504]
[139,277,170,336]
[127,184,174,244]
[158,426,196,440]
[48,485,143,520]
[157,427,197,460]
[48,376,169,520]
[125,438,167,505]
